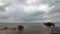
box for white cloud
[0,0,59,23]
[26,0,38,4]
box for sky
[0,0,60,23]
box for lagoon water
[0,23,59,34]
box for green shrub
[17,25,24,30]
[43,22,55,27]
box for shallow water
[0,23,53,34]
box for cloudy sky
[0,0,60,23]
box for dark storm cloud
[21,12,44,22]
[0,2,11,12]
[17,0,25,3]
[0,6,5,12]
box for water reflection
[0,24,51,34]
